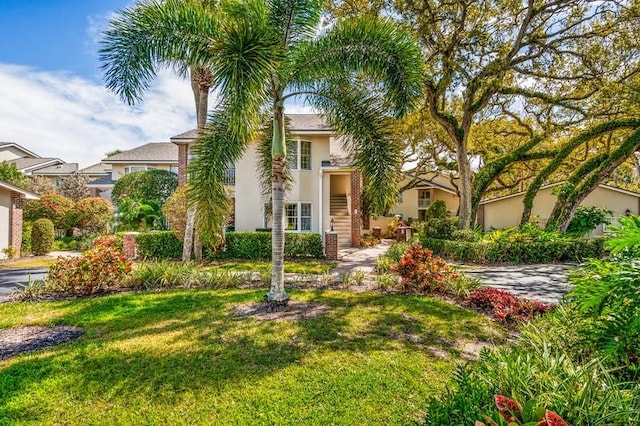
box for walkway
[465,264,574,303]
[332,239,395,276]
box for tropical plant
[111,169,178,207]
[101,0,423,304]
[605,214,640,257]
[114,197,164,232]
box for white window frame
[286,140,312,171]
[284,202,312,232]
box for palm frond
[188,109,252,244]
[289,15,424,117]
[309,82,404,214]
[267,0,323,50]
[100,0,219,104]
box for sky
[0,0,310,168]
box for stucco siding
[0,146,29,162]
[482,186,640,231]
[392,188,459,220]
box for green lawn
[205,260,335,274]
[0,289,504,425]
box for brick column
[9,192,24,256]
[177,144,189,186]
[324,231,338,260]
[350,171,361,248]
[123,232,138,259]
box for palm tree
[100,0,215,261]
[101,0,423,305]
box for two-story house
[171,114,363,248]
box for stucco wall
[391,188,459,220]
[0,190,10,257]
[110,164,175,181]
[0,146,29,162]
[234,135,331,233]
[482,185,640,231]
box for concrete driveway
[466,263,576,303]
[0,268,47,301]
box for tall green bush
[111,169,178,207]
[566,206,612,236]
[31,218,55,255]
[68,197,113,234]
[135,231,183,260]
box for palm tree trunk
[265,102,289,305]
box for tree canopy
[111,169,178,207]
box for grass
[204,260,335,274]
[0,257,55,270]
[0,289,504,425]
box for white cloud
[0,63,315,169]
[0,64,197,167]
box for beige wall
[482,185,640,231]
[391,187,459,220]
[235,135,331,233]
[0,146,30,162]
[0,190,10,257]
[110,163,175,181]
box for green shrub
[21,221,32,255]
[605,214,640,257]
[220,232,324,259]
[47,244,132,294]
[284,233,323,258]
[425,199,448,219]
[31,218,55,255]
[385,242,411,262]
[451,227,478,242]
[566,206,612,236]
[129,261,247,289]
[111,169,178,207]
[135,231,183,260]
[421,234,604,264]
[420,216,458,240]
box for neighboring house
[0,180,38,259]
[477,183,640,232]
[171,114,363,248]
[389,172,460,221]
[90,143,179,200]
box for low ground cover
[0,289,504,424]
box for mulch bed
[234,300,331,321]
[0,325,84,360]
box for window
[124,166,147,174]
[285,202,312,232]
[224,162,235,186]
[418,189,431,208]
[286,140,312,170]
[170,165,179,175]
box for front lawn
[204,260,335,274]
[0,289,504,424]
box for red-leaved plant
[390,244,458,293]
[465,288,554,323]
[476,394,569,426]
[48,242,132,295]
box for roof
[32,163,79,175]
[86,172,116,187]
[79,162,111,175]
[480,182,640,205]
[7,157,64,172]
[102,143,178,163]
[170,114,333,143]
[0,142,40,159]
[0,180,39,200]
[401,171,458,195]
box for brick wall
[350,171,361,248]
[324,231,338,260]
[9,192,24,256]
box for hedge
[420,236,605,264]
[132,231,324,260]
[135,231,183,260]
[221,232,324,259]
